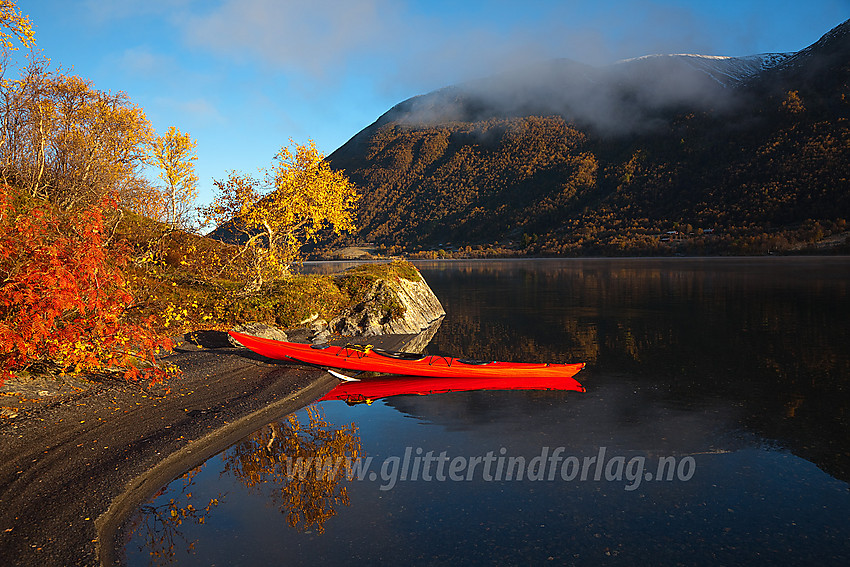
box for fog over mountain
[374,51,796,137]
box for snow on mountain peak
[613,52,792,87]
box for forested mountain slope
[324,19,850,255]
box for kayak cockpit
[372,348,427,361]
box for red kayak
[319,373,584,404]
[228,331,585,382]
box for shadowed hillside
[324,19,850,256]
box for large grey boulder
[329,271,445,337]
[228,265,446,345]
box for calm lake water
[123,258,850,566]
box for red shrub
[0,184,172,386]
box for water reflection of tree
[126,465,223,565]
[222,405,361,534]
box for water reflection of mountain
[410,258,850,483]
[384,380,749,457]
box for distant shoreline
[302,253,850,267]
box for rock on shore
[227,263,445,346]
[328,271,446,337]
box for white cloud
[176,0,736,96]
[83,0,194,23]
[117,46,176,76]
[151,96,224,128]
[83,0,849,98]
[182,0,396,76]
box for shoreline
[0,332,423,566]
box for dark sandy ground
[0,331,417,566]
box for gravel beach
[0,332,417,566]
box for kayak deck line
[319,343,484,367]
[332,344,504,367]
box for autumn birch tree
[203,139,358,290]
[151,125,198,230]
[1,67,155,210]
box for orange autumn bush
[0,184,172,387]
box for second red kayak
[229,331,585,383]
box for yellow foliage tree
[0,0,34,59]
[151,125,199,230]
[1,65,154,211]
[782,90,805,114]
[203,139,358,290]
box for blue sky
[16,0,850,207]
